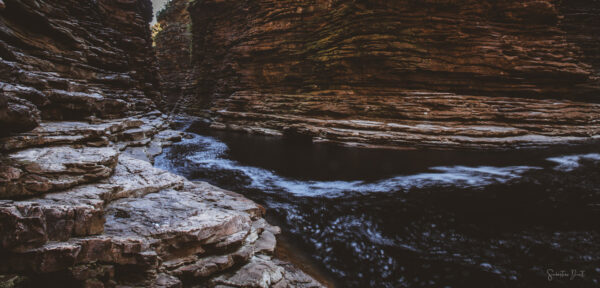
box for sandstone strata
[154,0,198,112]
[156,0,600,149]
[0,0,323,287]
[0,117,323,287]
[0,0,161,135]
[211,91,600,149]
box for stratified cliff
[154,0,199,112]
[156,0,600,149]
[0,0,161,135]
[0,1,323,287]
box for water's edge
[155,118,600,287]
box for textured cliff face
[191,0,600,99]
[154,0,600,149]
[0,0,161,135]
[0,1,323,287]
[154,0,200,112]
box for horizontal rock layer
[190,0,600,99]
[156,0,600,149]
[154,0,198,112]
[0,0,324,287]
[0,112,324,287]
[0,0,161,136]
[211,90,600,149]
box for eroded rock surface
[211,91,600,149]
[154,0,198,112]
[155,0,600,149]
[0,121,324,287]
[0,0,323,286]
[1,146,118,199]
[0,0,161,135]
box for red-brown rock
[156,0,600,149]
[0,0,161,132]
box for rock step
[0,165,300,287]
[0,155,185,250]
[0,235,157,274]
[166,219,279,280]
[0,111,166,152]
[212,91,600,149]
[212,256,324,288]
[0,146,119,199]
[0,107,325,287]
[104,186,256,259]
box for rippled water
[155,119,600,287]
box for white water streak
[156,133,547,198]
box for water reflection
[155,120,600,287]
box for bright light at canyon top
[151,0,170,24]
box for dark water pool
[155,119,600,288]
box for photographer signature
[546,269,585,281]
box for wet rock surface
[0,130,322,287]
[157,122,600,288]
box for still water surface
[155,119,600,287]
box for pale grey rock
[0,111,166,152]
[0,112,324,287]
[0,155,185,250]
[155,273,182,288]
[212,256,324,288]
[0,146,118,199]
[254,230,277,254]
[104,187,254,258]
[122,129,183,163]
[154,129,183,143]
[168,218,276,280]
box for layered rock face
[0,0,160,135]
[0,115,323,287]
[156,0,600,149]
[154,0,198,112]
[0,1,323,287]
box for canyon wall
[157,0,600,149]
[0,1,323,287]
[154,0,199,112]
[190,0,600,100]
[0,0,161,135]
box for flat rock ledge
[211,91,600,150]
[0,112,324,288]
